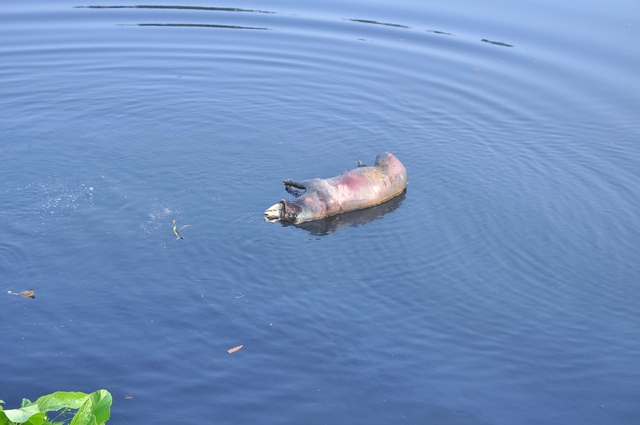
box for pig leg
[283,179,306,197]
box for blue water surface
[1,0,639,424]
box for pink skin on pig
[274,152,407,224]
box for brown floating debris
[8,289,35,299]
[227,344,243,354]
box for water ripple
[345,18,410,29]
[2,1,639,424]
[131,23,270,30]
[0,241,29,281]
[75,5,276,13]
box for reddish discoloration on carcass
[268,152,407,224]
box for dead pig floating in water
[265,152,408,224]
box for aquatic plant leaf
[2,404,41,423]
[43,418,67,425]
[22,412,46,425]
[31,392,88,412]
[1,391,111,425]
[87,391,111,425]
[69,400,96,425]
[66,390,111,425]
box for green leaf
[86,391,111,425]
[23,412,46,425]
[43,419,66,425]
[0,411,11,425]
[67,390,111,425]
[3,404,41,423]
[0,390,111,425]
[31,392,89,412]
[69,400,95,425]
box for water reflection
[281,190,407,236]
[74,6,516,48]
[426,29,453,35]
[132,23,270,30]
[481,38,514,47]
[75,5,276,13]
[345,19,410,29]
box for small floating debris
[8,289,35,299]
[172,219,192,240]
[481,38,514,47]
[227,344,243,354]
